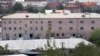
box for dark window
[14,27,16,30]
[59,27,62,30]
[30,34,33,38]
[30,21,32,24]
[19,34,22,37]
[41,21,43,23]
[69,27,73,30]
[4,27,6,30]
[91,21,95,24]
[9,21,11,24]
[69,21,73,23]
[91,27,95,30]
[57,33,59,36]
[9,27,11,30]
[41,27,43,30]
[80,21,84,23]
[19,27,22,30]
[80,27,84,30]
[25,24,27,27]
[59,21,62,24]
[62,33,64,36]
[48,21,51,23]
[72,34,76,37]
[35,27,38,30]
[14,34,16,36]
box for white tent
[2,54,27,56]
[0,38,92,50]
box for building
[64,0,97,13]
[0,0,14,9]
[1,12,100,40]
[20,0,47,9]
[64,1,82,13]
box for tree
[89,28,100,46]
[72,43,99,56]
[27,6,39,13]
[57,4,64,10]
[12,2,23,12]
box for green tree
[72,43,99,56]
[89,28,100,46]
[12,2,23,12]
[57,4,64,10]
[27,7,39,13]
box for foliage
[0,9,10,14]
[71,42,99,56]
[89,28,100,46]
[57,4,64,10]
[39,29,67,56]
[39,39,67,56]
[27,7,39,13]
[12,2,23,12]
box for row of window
[3,20,95,24]
[6,33,65,38]
[4,27,95,30]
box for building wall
[2,17,100,40]
[0,0,13,9]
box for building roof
[0,38,91,50]
[2,13,100,19]
[3,54,28,56]
[81,2,96,6]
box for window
[69,27,73,30]
[91,21,95,24]
[30,27,32,30]
[25,24,27,27]
[80,27,84,30]
[14,34,16,36]
[69,21,73,23]
[41,21,43,23]
[59,27,62,30]
[59,21,62,24]
[35,27,38,30]
[48,21,51,23]
[14,27,16,30]
[41,27,43,30]
[30,21,32,24]
[19,27,22,30]
[9,21,11,24]
[4,27,6,30]
[19,34,22,37]
[91,27,95,30]
[62,33,64,36]
[30,34,33,39]
[80,21,84,23]
[57,33,59,36]
[9,27,11,30]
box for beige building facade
[1,13,100,40]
